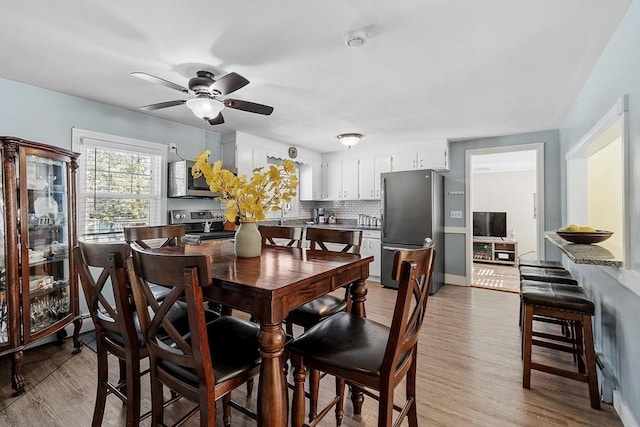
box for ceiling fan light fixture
[186,96,224,119]
[345,30,367,48]
[337,133,362,147]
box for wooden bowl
[556,230,613,244]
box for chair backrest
[123,224,186,249]
[383,244,436,380]
[259,225,303,247]
[305,228,362,254]
[74,240,138,348]
[127,242,215,396]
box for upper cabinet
[299,161,322,201]
[359,156,391,200]
[391,141,449,171]
[321,160,358,200]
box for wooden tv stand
[473,238,518,265]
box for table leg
[349,278,368,415]
[257,322,288,427]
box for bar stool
[518,259,564,269]
[519,266,578,285]
[520,282,600,409]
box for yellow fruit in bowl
[579,226,596,232]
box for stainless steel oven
[169,209,236,242]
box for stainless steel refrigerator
[380,169,444,293]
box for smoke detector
[345,30,367,48]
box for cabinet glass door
[22,154,71,339]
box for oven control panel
[169,209,226,224]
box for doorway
[465,144,545,292]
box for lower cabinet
[362,230,381,280]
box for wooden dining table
[174,240,373,427]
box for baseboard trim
[613,389,639,427]
[445,274,467,286]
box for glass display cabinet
[0,136,81,396]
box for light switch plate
[451,210,463,219]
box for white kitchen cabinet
[391,152,419,172]
[361,229,381,280]
[322,160,358,200]
[358,158,375,199]
[359,156,391,200]
[374,156,392,198]
[299,161,322,201]
[391,143,449,172]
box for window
[72,129,167,239]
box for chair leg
[118,358,127,399]
[582,314,601,410]
[522,304,534,389]
[150,372,165,426]
[378,388,394,427]
[309,368,320,419]
[92,343,109,427]
[406,357,419,427]
[246,378,254,398]
[222,394,232,427]
[291,353,307,427]
[335,378,345,426]
[575,320,586,374]
[125,354,142,427]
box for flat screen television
[473,211,507,238]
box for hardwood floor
[0,283,621,426]
[472,262,520,293]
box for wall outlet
[450,210,463,219]
[169,143,177,153]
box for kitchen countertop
[260,220,381,232]
[545,231,622,267]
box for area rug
[472,264,520,294]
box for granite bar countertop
[545,231,622,267]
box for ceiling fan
[131,70,273,125]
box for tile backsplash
[299,200,381,221]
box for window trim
[71,128,168,237]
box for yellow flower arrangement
[192,150,298,222]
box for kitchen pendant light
[337,133,362,147]
[186,96,224,119]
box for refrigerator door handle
[382,177,387,238]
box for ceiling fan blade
[208,113,225,125]
[209,72,249,96]
[139,100,186,111]
[131,72,192,94]
[224,99,274,115]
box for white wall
[472,170,537,259]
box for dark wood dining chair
[124,224,186,301]
[127,242,261,427]
[123,224,185,249]
[289,244,436,427]
[74,241,148,427]
[259,224,303,247]
[285,227,363,336]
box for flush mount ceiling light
[185,95,224,119]
[337,133,363,147]
[345,30,367,48]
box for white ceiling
[0,1,630,154]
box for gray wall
[559,2,640,424]
[442,129,563,277]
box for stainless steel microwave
[167,160,235,198]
